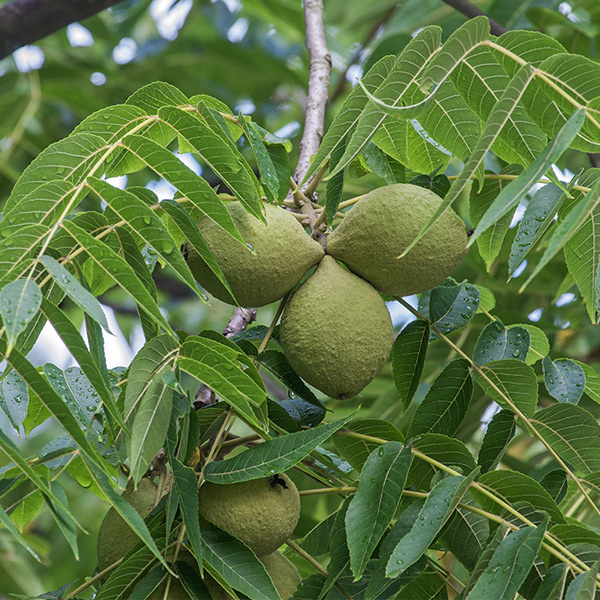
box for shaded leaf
[464,519,548,600]
[177,336,266,431]
[170,457,203,571]
[470,470,565,523]
[469,165,522,271]
[392,319,429,409]
[540,470,569,505]
[410,433,476,491]
[256,350,323,409]
[318,497,351,599]
[441,496,489,570]
[202,523,279,600]
[346,443,412,579]
[333,419,403,471]
[125,335,180,482]
[407,359,473,438]
[478,410,516,473]
[532,564,569,600]
[421,281,480,337]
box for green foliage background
[3,0,600,599]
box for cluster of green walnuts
[97,473,302,599]
[184,183,468,399]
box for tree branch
[194,306,256,409]
[440,0,507,36]
[294,0,331,186]
[0,0,126,60]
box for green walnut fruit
[96,478,158,572]
[205,551,301,599]
[183,202,324,306]
[327,183,468,297]
[260,551,302,599]
[279,256,393,399]
[198,473,300,557]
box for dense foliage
[3,1,600,599]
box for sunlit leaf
[386,470,477,577]
[204,415,353,483]
[40,255,110,332]
[0,278,42,354]
[473,320,530,365]
[474,359,538,417]
[532,403,600,474]
[542,357,586,404]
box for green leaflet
[465,518,548,600]
[204,415,353,483]
[474,359,538,418]
[0,278,42,355]
[392,319,429,409]
[407,358,473,438]
[386,469,477,578]
[346,442,412,579]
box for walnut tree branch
[0,0,127,60]
[291,0,331,247]
[222,307,257,338]
[440,0,507,36]
[194,307,256,409]
[294,0,332,186]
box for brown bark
[0,0,127,60]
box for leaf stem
[299,486,356,496]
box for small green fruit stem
[63,558,124,599]
[256,293,290,355]
[299,486,356,496]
